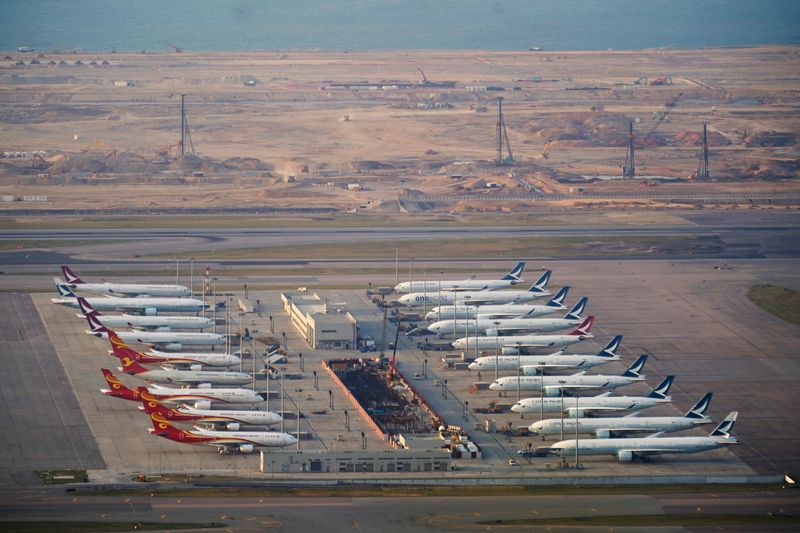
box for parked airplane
[452,316,594,354]
[529,392,712,438]
[100,370,263,407]
[52,283,207,314]
[107,331,239,368]
[509,375,674,416]
[84,312,225,350]
[139,398,282,429]
[393,261,526,293]
[60,265,191,297]
[429,295,586,337]
[489,354,647,395]
[468,334,621,373]
[424,287,570,321]
[77,296,213,331]
[541,411,738,462]
[398,271,552,307]
[115,350,252,386]
[148,412,296,454]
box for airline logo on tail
[569,315,594,336]
[84,309,111,334]
[686,392,713,419]
[56,282,76,298]
[647,375,675,399]
[100,368,141,401]
[140,398,192,421]
[564,295,587,320]
[622,354,648,378]
[77,296,101,317]
[148,412,213,443]
[710,411,738,439]
[502,261,526,282]
[528,270,551,294]
[61,265,84,284]
[598,334,623,357]
[543,286,569,309]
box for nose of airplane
[467,362,479,370]
[489,382,500,391]
[510,402,522,412]
[425,312,436,320]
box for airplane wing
[496,327,544,335]
[565,405,633,415]
[502,341,556,348]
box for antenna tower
[622,121,635,177]
[697,123,710,179]
[179,93,196,158]
[495,97,513,165]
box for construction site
[0,46,798,214]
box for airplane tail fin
[569,315,594,336]
[710,411,738,438]
[76,296,102,317]
[528,270,551,294]
[543,286,569,309]
[115,345,150,375]
[84,310,110,334]
[647,375,675,399]
[622,354,648,378]
[685,392,713,419]
[61,265,84,284]
[55,282,76,298]
[597,334,623,357]
[100,368,140,401]
[502,261,526,281]
[140,398,189,420]
[563,295,586,320]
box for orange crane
[156,142,182,158]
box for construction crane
[692,123,710,179]
[541,140,551,160]
[415,67,428,84]
[165,93,196,158]
[166,44,184,53]
[31,153,49,170]
[495,97,513,166]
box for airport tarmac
[15,253,796,485]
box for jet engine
[616,450,634,462]
[189,364,203,371]
[225,423,240,431]
[545,387,562,397]
[197,383,212,389]
[153,326,171,332]
[501,347,519,355]
[522,366,545,376]
[194,400,212,410]
[238,444,254,454]
[596,429,611,439]
[144,307,158,316]
[485,329,498,337]
[163,343,182,351]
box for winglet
[502,261,526,282]
[597,334,622,357]
[528,270,551,293]
[61,265,83,284]
[622,354,648,378]
[563,295,586,320]
[685,392,713,419]
[647,375,675,399]
[710,411,738,438]
[569,315,594,336]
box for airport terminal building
[281,291,358,349]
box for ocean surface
[1,0,799,52]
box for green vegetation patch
[35,470,88,484]
[153,235,723,261]
[477,513,798,527]
[747,284,800,325]
[0,522,223,533]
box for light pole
[516,343,522,402]
[295,388,302,450]
[493,321,500,381]
[299,352,304,372]
[190,258,194,297]
[575,394,580,469]
[212,277,217,332]
[344,409,350,431]
[464,400,469,420]
[280,369,285,434]
[539,362,546,421]
[312,370,318,390]
[422,269,427,318]
[559,379,566,442]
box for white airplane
[429,295,586,337]
[452,316,594,354]
[424,287,570,321]
[468,334,621,373]
[139,397,282,429]
[52,284,206,314]
[529,392,713,438]
[115,351,253,386]
[105,327,239,368]
[60,265,192,297]
[488,354,647,395]
[541,411,739,462]
[85,311,224,350]
[99,369,263,408]
[393,261,525,293]
[76,296,213,331]
[397,271,552,307]
[148,412,296,454]
[510,375,674,416]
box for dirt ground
[0,47,798,212]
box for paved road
[0,294,105,487]
[1,489,797,531]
